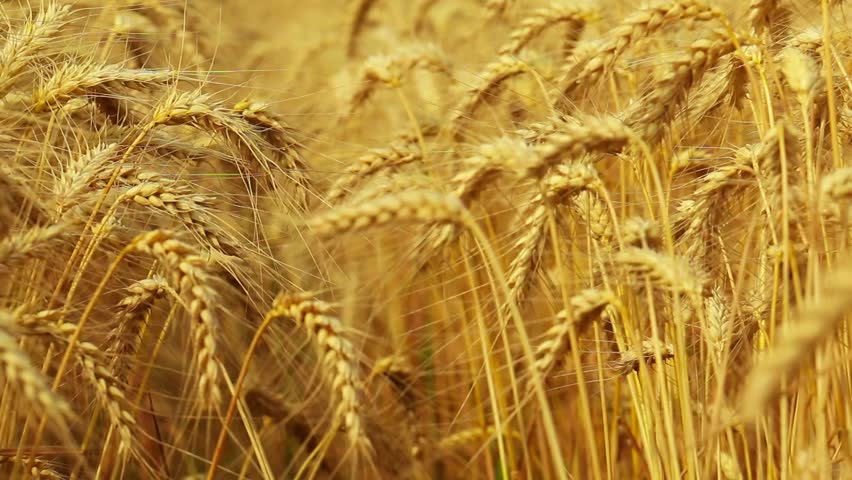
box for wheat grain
[531,289,618,383]
[556,0,721,100]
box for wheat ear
[0,3,71,95]
[106,277,169,380]
[273,292,372,452]
[498,3,591,56]
[326,140,422,204]
[32,62,172,111]
[624,35,736,142]
[556,0,721,100]
[531,289,618,383]
[524,116,633,177]
[741,259,852,420]
[308,190,465,237]
[0,312,75,446]
[609,338,675,376]
[450,56,530,136]
[615,247,707,297]
[132,230,222,408]
[505,163,602,311]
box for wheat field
[0,0,851,478]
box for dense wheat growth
[0,0,851,478]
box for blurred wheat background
[0,0,851,478]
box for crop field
[0,0,851,478]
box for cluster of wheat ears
[1,0,851,478]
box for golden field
[0,0,851,478]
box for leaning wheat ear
[505,163,602,313]
[0,311,76,447]
[555,0,722,101]
[498,3,592,56]
[741,259,852,421]
[530,289,619,386]
[308,190,466,237]
[272,292,373,454]
[0,3,71,95]
[132,230,222,408]
[449,56,530,137]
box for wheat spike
[132,230,222,408]
[498,3,591,56]
[741,259,852,420]
[309,190,465,237]
[273,292,372,452]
